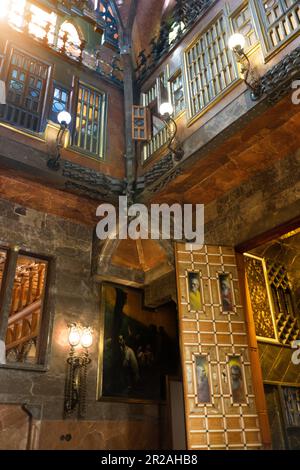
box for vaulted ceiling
[111,0,169,56]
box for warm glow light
[68,325,81,347]
[0,0,26,29]
[80,328,93,349]
[228,33,246,51]
[58,22,81,58]
[160,102,174,116]
[29,5,57,43]
[58,111,72,126]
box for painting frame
[97,282,179,404]
[186,270,203,313]
[217,271,235,314]
[226,354,248,406]
[192,353,213,406]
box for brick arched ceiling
[131,0,168,58]
[111,0,173,57]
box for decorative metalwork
[137,45,300,197]
[0,49,48,132]
[63,160,125,195]
[245,255,277,341]
[96,0,119,49]
[64,345,91,417]
[260,45,300,104]
[3,1,122,87]
[64,323,93,418]
[185,16,237,118]
[245,254,300,345]
[135,0,214,82]
[258,0,300,51]
[230,41,263,101]
[267,260,300,344]
[73,83,106,159]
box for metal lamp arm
[234,47,262,100]
[151,112,184,161]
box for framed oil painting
[194,355,211,405]
[97,283,179,402]
[187,272,202,312]
[218,273,234,313]
[228,356,246,404]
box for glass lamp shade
[68,325,81,347]
[57,111,71,126]
[228,33,246,51]
[81,328,93,349]
[159,101,174,117]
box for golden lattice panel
[175,243,262,450]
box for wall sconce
[47,111,72,171]
[64,323,93,418]
[159,102,184,161]
[228,33,262,101]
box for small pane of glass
[50,85,70,123]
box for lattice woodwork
[175,244,262,450]
[267,260,300,345]
[1,49,48,132]
[185,16,237,118]
[231,4,258,50]
[258,0,300,50]
[73,83,106,159]
[132,106,151,141]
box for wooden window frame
[0,43,52,134]
[184,13,239,121]
[252,0,300,60]
[49,82,71,124]
[71,81,107,161]
[169,69,185,118]
[0,245,55,371]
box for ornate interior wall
[175,243,262,450]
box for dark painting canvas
[98,283,179,402]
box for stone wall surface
[204,150,300,247]
[0,147,299,449]
[0,198,163,449]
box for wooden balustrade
[5,262,46,356]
